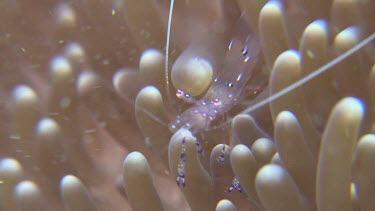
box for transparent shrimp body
[168,16,268,188]
[169,16,265,136]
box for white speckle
[244,56,250,63]
[241,47,248,55]
[228,40,233,50]
[237,73,242,81]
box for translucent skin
[169,15,267,134]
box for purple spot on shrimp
[180,152,186,162]
[218,145,226,162]
[196,140,203,155]
[176,168,186,187]
[228,177,242,193]
[218,153,225,162]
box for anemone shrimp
[129,0,375,209]
[135,0,266,187]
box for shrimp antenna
[238,32,375,116]
[137,104,170,127]
[165,0,175,103]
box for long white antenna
[238,32,375,116]
[165,0,175,103]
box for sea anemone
[0,0,374,210]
